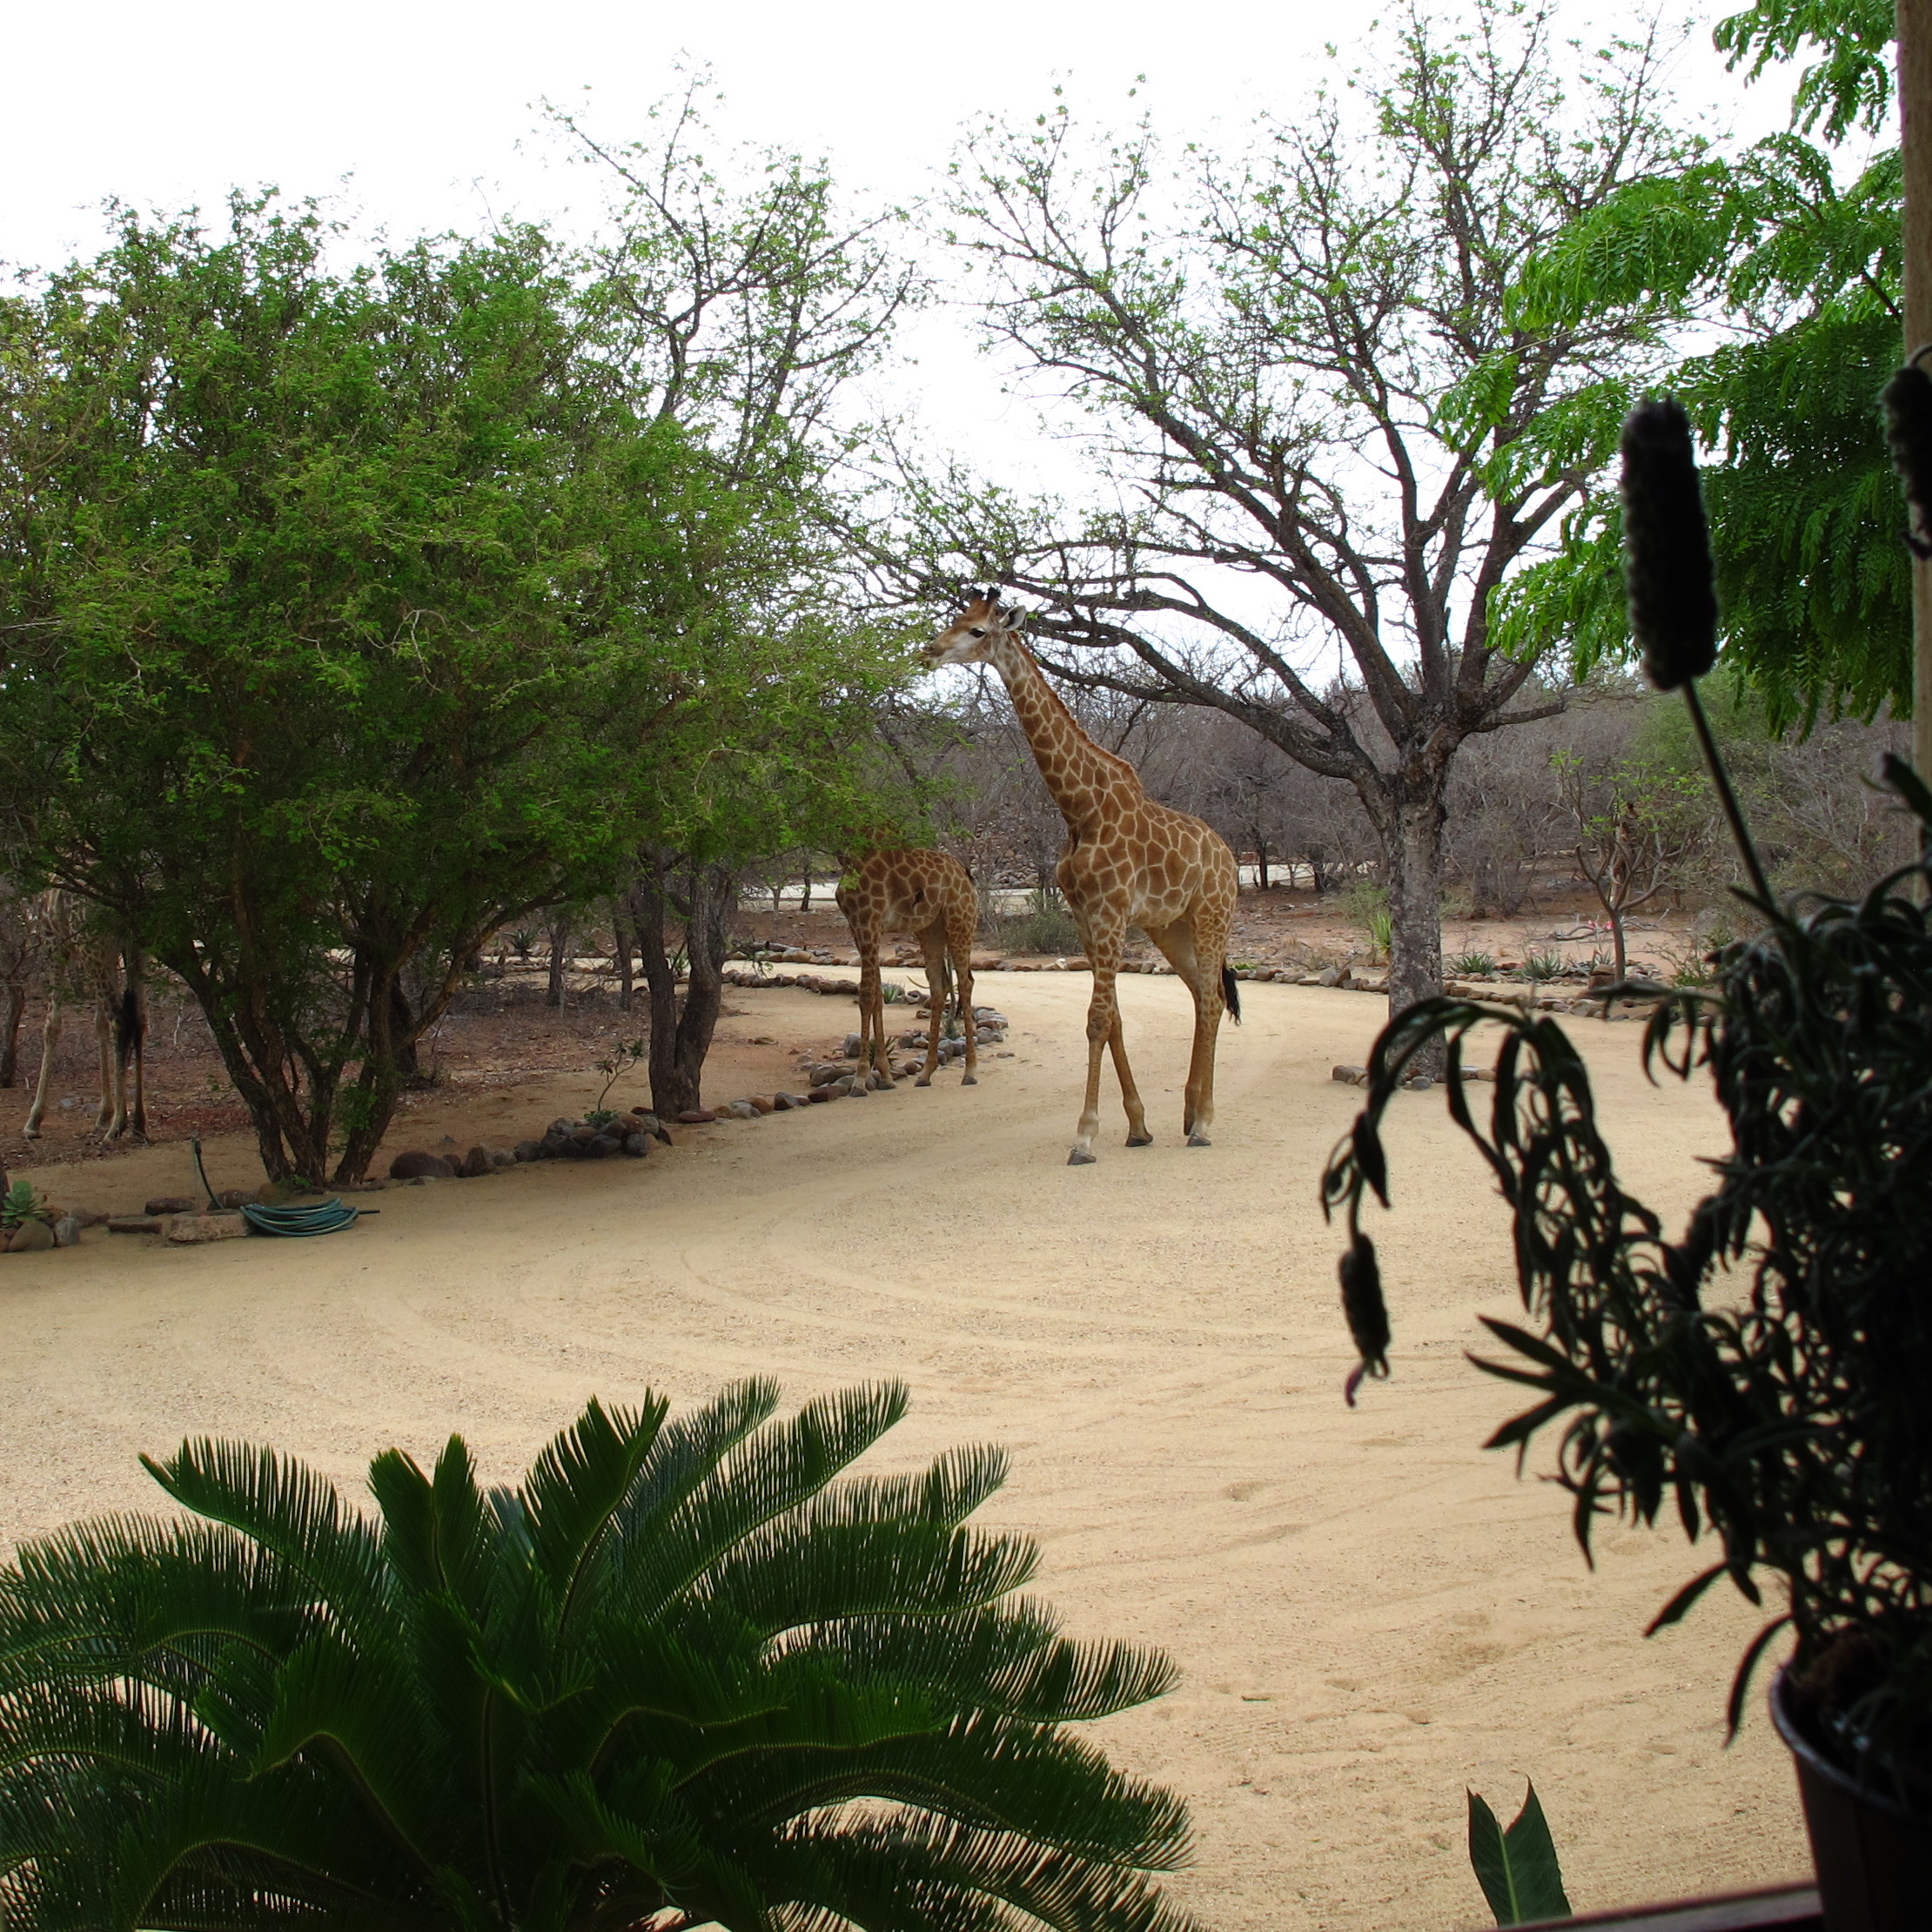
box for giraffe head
[925,589,1026,667]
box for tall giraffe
[927,592,1240,1163]
[22,891,147,1143]
[835,849,980,1088]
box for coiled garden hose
[191,1137,366,1237]
[241,1197,361,1238]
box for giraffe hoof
[1067,1147,1097,1166]
[961,1074,977,1086]
[914,1077,932,1088]
[1126,1135,1153,1147]
[1187,1132,1212,1148]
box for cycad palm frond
[0,1383,1194,1932]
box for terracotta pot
[1772,1668,1932,1930]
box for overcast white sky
[6,0,1799,484]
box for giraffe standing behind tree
[925,592,1240,1164]
[22,890,147,1143]
[835,850,980,1090]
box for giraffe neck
[985,634,1140,833]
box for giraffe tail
[936,947,956,1034]
[115,985,142,1068]
[1221,963,1242,1025]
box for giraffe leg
[23,993,60,1139]
[857,942,882,1093]
[119,970,148,1141]
[131,994,149,1141]
[1148,921,1223,1144]
[1108,1008,1151,1144]
[1190,886,1238,1145]
[914,925,947,1085]
[96,996,118,1136]
[843,902,883,1091]
[1183,970,1226,1148]
[949,901,978,1084]
[1069,922,1134,1164]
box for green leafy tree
[884,2,1694,1043]
[627,643,925,1118]
[1713,0,1894,142]
[0,198,743,1180]
[0,1381,1195,1930]
[0,175,915,1174]
[1490,0,1907,726]
[1491,139,1904,725]
[556,95,930,1115]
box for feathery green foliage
[1485,0,1910,727]
[1324,760,1932,1799]
[0,1384,1196,1930]
[1488,133,1905,727]
[1714,0,1895,140]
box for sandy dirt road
[0,969,1808,1929]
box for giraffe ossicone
[925,591,1241,1163]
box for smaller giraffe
[835,851,980,1089]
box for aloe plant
[0,1179,47,1231]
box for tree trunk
[0,981,27,1087]
[1372,782,1448,1078]
[390,979,422,1082]
[169,962,335,1184]
[330,961,407,1187]
[1899,0,1932,797]
[634,854,737,1117]
[613,892,636,1012]
[547,914,572,1009]
[635,857,682,1114]
[670,861,736,1114]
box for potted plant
[1320,398,1932,1929]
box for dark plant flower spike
[1620,399,1719,691]
[1881,356,1932,560]
[1339,1233,1390,1405]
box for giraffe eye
[969,627,986,639]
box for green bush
[990,889,1083,956]
[0,1384,1193,1931]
